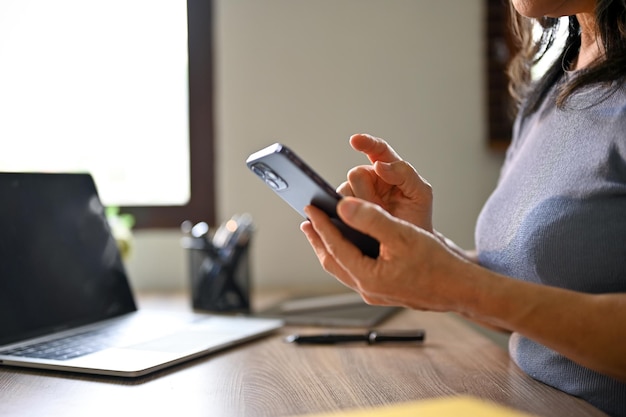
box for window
[128,0,215,228]
[0,0,215,228]
[485,0,517,150]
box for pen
[284,330,425,345]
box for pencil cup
[181,214,253,314]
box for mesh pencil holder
[181,215,253,314]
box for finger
[306,201,429,309]
[335,197,416,260]
[301,219,389,304]
[346,165,380,203]
[302,206,364,261]
[327,197,420,296]
[300,215,360,290]
[373,160,432,201]
[301,220,397,306]
[336,181,354,197]
[350,133,402,164]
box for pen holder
[181,216,253,314]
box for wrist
[433,230,476,262]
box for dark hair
[507,0,626,115]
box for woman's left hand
[301,196,468,310]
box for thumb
[337,197,411,253]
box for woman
[300,0,626,415]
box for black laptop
[0,172,282,377]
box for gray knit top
[475,75,626,417]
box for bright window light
[0,0,190,206]
[531,17,569,80]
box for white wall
[126,0,505,292]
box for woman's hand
[301,197,470,310]
[302,196,626,382]
[339,134,434,232]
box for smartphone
[246,143,379,258]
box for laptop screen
[0,173,137,345]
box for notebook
[258,292,400,327]
[0,172,282,377]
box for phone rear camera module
[250,163,288,191]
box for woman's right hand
[338,134,434,232]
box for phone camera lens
[251,164,265,179]
[266,179,280,190]
[250,163,288,191]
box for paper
[299,396,536,417]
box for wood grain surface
[0,292,608,417]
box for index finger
[350,133,402,164]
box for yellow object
[300,396,536,417]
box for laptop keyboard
[0,327,130,361]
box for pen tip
[284,334,298,343]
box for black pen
[284,330,425,345]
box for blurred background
[0,0,505,293]
[132,0,504,292]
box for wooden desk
[0,293,607,417]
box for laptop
[0,172,282,377]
